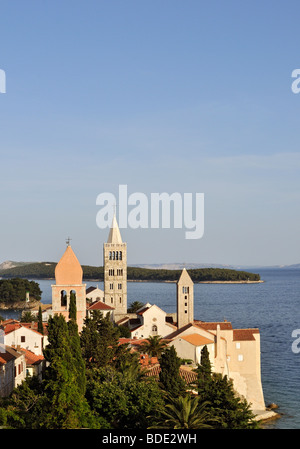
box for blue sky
[0,0,300,267]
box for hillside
[0,261,261,282]
[0,261,36,271]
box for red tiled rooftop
[0,351,14,365]
[87,300,114,311]
[19,348,45,365]
[144,364,198,384]
[233,329,259,341]
[194,320,233,331]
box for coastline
[254,409,281,424]
[0,300,41,310]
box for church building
[48,213,267,415]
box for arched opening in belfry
[70,290,77,303]
[60,290,67,307]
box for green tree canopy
[80,311,120,369]
[159,346,186,398]
[138,335,167,358]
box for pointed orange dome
[55,245,83,285]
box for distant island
[0,278,42,310]
[0,261,261,283]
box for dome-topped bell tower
[51,239,86,331]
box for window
[236,342,241,349]
[152,325,158,335]
[119,297,122,303]
[238,354,243,362]
[118,283,122,289]
[21,336,25,343]
[110,283,113,289]
[60,290,67,307]
[112,251,115,260]
[116,251,119,260]
[119,251,122,260]
[109,251,112,260]
[111,297,113,303]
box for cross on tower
[66,236,72,246]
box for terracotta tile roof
[19,348,44,365]
[233,329,259,341]
[2,322,22,334]
[0,319,19,325]
[0,345,23,365]
[2,321,46,336]
[163,323,194,340]
[87,300,114,311]
[0,350,15,365]
[180,333,214,346]
[118,338,148,346]
[15,323,45,336]
[194,320,233,331]
[144,364,198,384]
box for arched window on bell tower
[60,290,67,307]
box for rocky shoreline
[0,300,41,310]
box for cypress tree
[196,345,212,393]
[42,314,92,428]
[80,311,120,369]
[37,306,43,335]
[159,346,186,398]
[67,294,86,396]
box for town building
[1,319,46,356]
[86,286,104,302]
[117,303,176,339]
[86,300,114,320]
[0,344,26,397]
